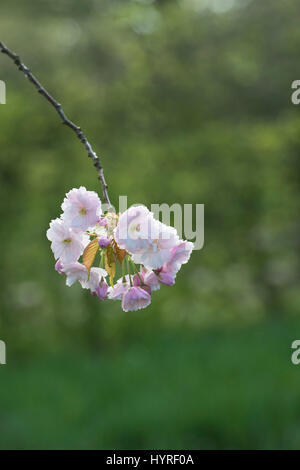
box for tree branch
[0,40,112,208]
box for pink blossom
[159,272,175,286]
[132,273,152,294]
[143,270,161,291]
[61,186,102,232]
[47,218,88,264]
[114,206,154,253]
[132,220,179,269]
[143,268,175,290]
[165,241,194,274]
[108,279,130,300]
[121,286,151,312]
[114,207,180,269]
[80,267,107,292]
[62,262,88,287]
[48,191,194,311]
[94,279,108,299]
[133,273,143,286]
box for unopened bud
[98,236,110,249]
[55,260,64,274]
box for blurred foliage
[0,318,299,450]
[0,0,300,449]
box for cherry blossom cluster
[47,187,193,312]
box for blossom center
[130,223,141,235]
[79,207,87,215]
[63,238,71,244]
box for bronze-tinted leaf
[111,238,127,264]
[83,238,99,272]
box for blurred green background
[0,0,300,449]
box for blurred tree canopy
[0,0,299,354]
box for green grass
[0,318,300,449]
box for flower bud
[159,272,175,286]
[55,260,64,274]
[122,286,151,312]
[95,280,108,299]
[98,236,110,249]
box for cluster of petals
[47,187,194,312]
[47,187,108,295]
[114,207,183,269]
[61,186,102,232]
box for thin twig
[0,40,112,208]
